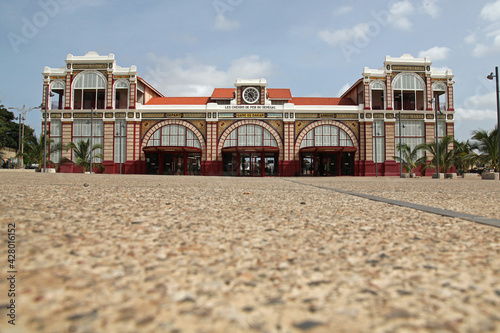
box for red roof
[267,89,292,100]
[211,88,235,99]
[290,97,356,106]
[145,97,211,105]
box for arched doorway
[141,121,206,175]
[219,121,283,176]
[296,121,358,176]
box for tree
[0,104,36,151]
[64,139,104,173]
[22,131,62,171]
[453,139,479,174]
[394,143,427,177]
[419,135,455,173]
[470,126,499,172]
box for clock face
[242,87,260,104]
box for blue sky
[1,0,500,141]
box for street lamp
[429,98,442,178]
[487,66,500,173]
[115,123,126,174]
[398,112,402,178]
[374,121,379,178]
[8,105,40,169]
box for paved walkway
[0,173,499,333]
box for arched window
[300,125,353,148]
[114,80,129,109]
[73,72,106,110]
[147,125,201,149]
[50,81,65,110]
[393,74,425,111]
[223,125,278,148]
[371,81,385,110]
[432,83,447,111]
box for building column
[447,85,454,111]
[386,74,393,110]
[425,122,436,167]
[364,82,370,110]
[384,122,398,176]
[102,121,115,173]
[129,83,136,109]
[364,121,375,176]
[205,121,219,175]
[106,72,113,109]
[65,73,72,109]
[124,121,140,174]
[282,121,295,176]
[425,75,433,111]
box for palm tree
[453,139,479,174]
[64,139,104,173]
[420,135,455,173]
[22,131,62,172]
[470,127,498,172]
[394,143,427,177]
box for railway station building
[42,52,455,176]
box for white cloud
[422,0,441,18]
[337,83,351,97]
[455,108,497,121]
[319,0,416,49]
[319,23,370,46]
[214,14,240,31]
[463,91,497,110]
[480,0,500,22]
[418,46,451,60]
[335,6,353,16]
[464,32,476,44]
[388,1,415,30]
[143,54,273,96]
[472,39,500,57]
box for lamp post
[90,108,94,174]
[8,105,40,169]
[374,121,378,178]
[399,112,402,178]
[42,85,51,173]
[116,123,125,174]
[429,97,446,179]
[429,98,440,178]
[487,66,500,173]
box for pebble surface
[0,172,499,333]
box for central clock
[242,87,260,104]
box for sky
[1,0,500,141]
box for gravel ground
[0,172,499,333]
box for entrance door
[240,154,251,176]
[251,155,262,176]
[187,154,201,175]
[341,152,354,176]
[146,153,159,175]
[174,153,184,175]
[301,154,314,175]
[223,152,278,176]
[317,153,339,176]
[163,154,173,175]
[264,153,278,176]
[223,153,238,176]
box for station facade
[42,52,455,176]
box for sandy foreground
[0,171,499,333]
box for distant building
[41,52,455,176]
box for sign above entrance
[218,112,283,119]
[224,105,277,110]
